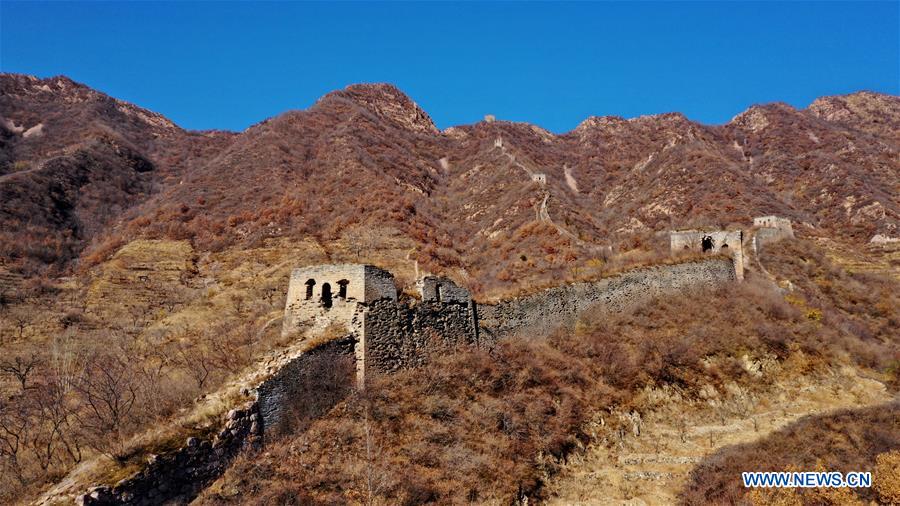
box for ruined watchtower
[416,275,472,304]
[753,216,794,235]
[669,229,745,280]
[752,215,794,252]
[282,264,397,339]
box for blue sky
[1,2,897,133]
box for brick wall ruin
[281,257,740,386]
[78,405,260,506]
[477,258,737,340]
[669,229,745,280]
[362,299,480,375]
[753,216,795,252]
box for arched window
[321,283,332,309]
[305,279,316,300]
[337,279,349,299]
[701,236,714,252]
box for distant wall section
[670,230,744,280]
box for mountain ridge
[1,73,897,297]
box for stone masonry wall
[478,258,736,340]
[73,258,739,505]
[282,264,397,338]
[755,227,794,251]
[363,299,479,374]
[669,230,744,280]
[417,275,471,304]
[77,405,260,506]
[256,337,357,435]
[753,216,794,235]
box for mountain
[1,73,897,293]
[1,74,897,505]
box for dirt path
[545,366,893,505]
[0,164,43,183]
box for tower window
[321,283,332,309]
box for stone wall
[478,258,737,340]
[754,216,794,235]
[362,299,479,375]
[77,405,260,506]
[256,336,357,435]
[73,257,740,505]
[282,296,366,341]
[416,275,471,304]
[282,264,397,337]
[754,226,794,251]
[362,265,398,304]
[669,230,744,280]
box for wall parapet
[77,404,260,506]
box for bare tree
[0,398,29,485]
[126,304,153,332]
[177,343,213,391]
[229,293,246,316]
[10,311,30,340]
[345,228,378,262]
[0,353,40,391]
[135,349,175,417]
[73,354,138,459]
[28,379,82,471]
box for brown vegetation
[0,245,292,502]
[2,74,897,297]
[1,74,897,502]
[200,240,898,504]
[680,403,899,505]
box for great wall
[72,216,795,505]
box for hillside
[0,75,897,504]
[1,74,897,292]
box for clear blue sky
[1,1,897,133]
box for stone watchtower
[282,265,482,387]
[752,215,795,252]
[282,264,397,339]
[669,229,745,280]
[753,216,794,236]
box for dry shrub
[680,403,900,505]
[874,450,900,505]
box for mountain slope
[1,74,897,294]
